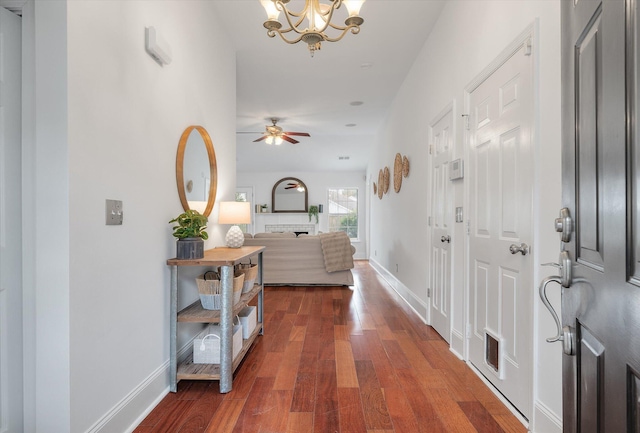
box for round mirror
[176,125,217,217]
[272,177,308,212]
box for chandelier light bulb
[275,136,284,145]
[344,0,365,17]
[259,0,281,20]
[266,136,274,145]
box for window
[327,188,358,239]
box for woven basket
[196,271,244,310]
[236,263,258,293]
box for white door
[236,186,254,234]
[429,104,454,342]
[467,40,533,419]
[0,6,23,432]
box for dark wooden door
[561,0,640,431]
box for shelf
[178,284,263,323]
[167,246,265,267]
[177,324,263,381]
[169,247,264,393]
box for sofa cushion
[254,232,297,239]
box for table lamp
[218,201,251,248]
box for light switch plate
[106,199,123,225]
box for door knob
[509,243,529,255]
[440,235,451,243]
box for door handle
[542,250,572,288]
[539,276,576,356]
[440,235,451,243]
[509,243,529,255]
[539,250,575,356]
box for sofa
[242,232,355,286]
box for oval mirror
[176,125,218,217]
[272,177,308,213]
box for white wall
[237,170,367,259]
[367,1,562,431]
[21,1,236,431]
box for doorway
[0,6,23,432]
[466,32,534,420]
[429,103,454,343]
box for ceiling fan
[252,118,310,145]
[284,182,305,191]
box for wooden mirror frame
[176,125,218,217]
[272,177,308,213]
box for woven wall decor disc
[373,182,377,194]
[402,155,410,177]
[393,153,403,193]
[383,166,390,194]
[377,169,384,199]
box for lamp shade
[219,202,251,248]
[218,201,251,225]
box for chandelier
[259,0,365,56]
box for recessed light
[345,123,357,127]
[350,101,364,106]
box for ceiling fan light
[266,136,274,145]
[275,136,283,145]
[260,0,281,20]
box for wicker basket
[196,270,245,310]
[236,263,258,293]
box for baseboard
[86,341,194,433]
[368,258,428,321]
[467,362,530,430]
[532,400,562,433]
[449,329,465,360]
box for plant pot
[176,237,204,259]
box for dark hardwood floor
[135,261,527,432]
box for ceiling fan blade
[237,131,262,134]
[282,135,299,144]
[253,136,268,142]
[283,132,310,137]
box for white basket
[196,272,244,310]
[236,263,258,294]
[193,324,243,364]
[238,306,257,339]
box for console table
[167,246,265,393]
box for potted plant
[169,209,208,259]
[308,205,319,224]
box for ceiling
[212,0,446,173]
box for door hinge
[427,288,431,298]
[429,144,434,155]
[461,114,470,130]
[428,216,432,226]
[466,323,472,339]
[466,220,471,235]
[524,37,533,56]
